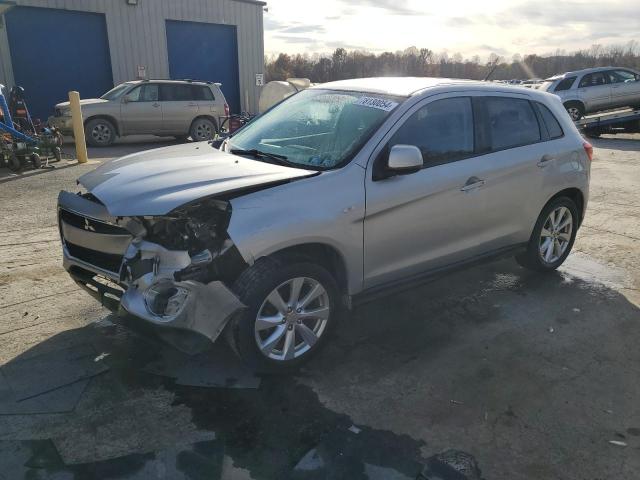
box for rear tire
[564,101,585,121]
[516,196,579,272]
[189,118,217,142]
[226,257,340,373]
[7,153,21,172]
[85,118,116,147]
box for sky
[264,0,640,60]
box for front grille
[60,209,126,235]
[66,242,124,274]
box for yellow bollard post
[68,91,88,164]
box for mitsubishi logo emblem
[84,218,96,232]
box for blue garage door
[5,6,113,121]
[166,20,241,113]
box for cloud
[281,25,326,34]
[346,0,425,16]
[272,35,321,45]
[445,17,476,27]
[477,45,509,56]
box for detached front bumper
[58,190,245,350]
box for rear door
[469,95,549,247]
[606,69,640,108]
[159,84,200,134]
[577,72,611,111]
[120,83,162,135]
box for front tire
[226,257,339,373]
[564,101,585,121]
[85,118,116,147]
[516,197,578,272]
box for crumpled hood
[78,143,316,216]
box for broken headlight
[142,198,230,254]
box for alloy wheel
[254,277,330,361]
[91,124,112,144]
[539,206,573,264]
[566,107,582,121]
[193,120,214,141]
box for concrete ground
[0,135,639,479]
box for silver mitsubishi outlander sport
[58,77,592,371]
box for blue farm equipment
[0,84,62,172]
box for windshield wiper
[230,148,296,167]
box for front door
[120,83,162,135]
[159,83,200,135]
[363,96,486,289]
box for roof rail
[135,78,215,85]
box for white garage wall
[0,0,265,112]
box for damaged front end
[58,190,247,352]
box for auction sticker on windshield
[354,96,398,111]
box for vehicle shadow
[1,255,638,479]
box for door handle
[537,154,555,167]
[188,103,197,107]
[152,103,160,108]
[461,177,485,192]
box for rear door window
[535,102,564,139]
[389,97,474,168]
[554,77,576,92]
[483,97,541,150]
[160,84,193,101]
[579,72,608,88]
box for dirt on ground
[0,135,639,479]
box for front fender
[228,164,366,295]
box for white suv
[58,77,591,371]
[49,79,229,146]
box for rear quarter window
[483,97,541,151]
[535,102,564,139]
[193,85,215,101]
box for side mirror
[122,95,131,104]
[387,144,423,174]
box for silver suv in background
[49,79,229,146]
[539,67,640,120]
[57,78,591,371]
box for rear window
[484,97,541,150]
[535,102,564,139]
[554,77,576,92]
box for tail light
[583,141,593,161]
[224,103,230,117]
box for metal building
[0,0,265,119]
